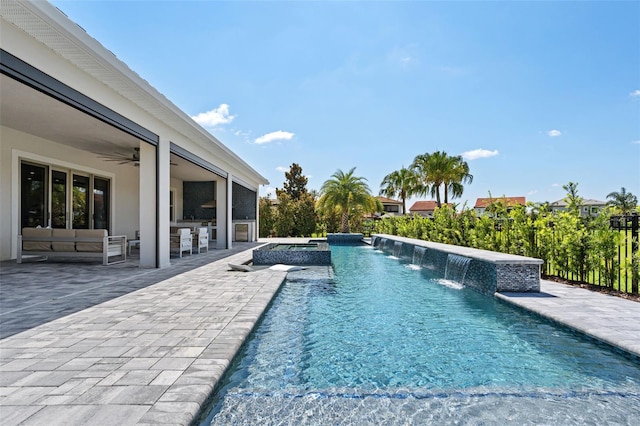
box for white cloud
[255,130,295,145]
[632,140,640,145]
[630,89,640,97]
[191,104,235,128]
[547,129,562,137]
[276,166,288,172]
[552,183,562,187]
[461,149,499,160]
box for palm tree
[443,155,473,204]
[411,151,447,206]
[607,187,638,214]
[317,167,380,233]
[379,167,418,215]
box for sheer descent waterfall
[393,241,402,257]
[412,246,426,266]
[444,254,472,285]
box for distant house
[408,201,448,218]
[474,197,526,216]
[549,199,607,218]
[376,196,404,217]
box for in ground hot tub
[253,242,331,265]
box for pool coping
[372,234,544,265]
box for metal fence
[542,214,638,294]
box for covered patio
[1,1,267,269]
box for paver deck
[1,239,639,425]
[1,244,286,425]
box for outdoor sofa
[17,227,127,265]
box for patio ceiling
[1,75,218,182]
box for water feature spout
[444,254,471,285]
[412,246,426,267]
[393,241,403,257]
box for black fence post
[632,214,639,294]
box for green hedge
[373,205,638,294]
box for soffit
[1,0,267,184]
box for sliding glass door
[72,174,90,229]
[93,177,110,230]
[51,170,67,228]
[20,161,111,231]
[20,163,47,228]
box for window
[20,160,111,231]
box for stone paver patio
[0,238,639,425]
[1,243,286,425]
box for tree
[411,151,471,207]
[317,167,380,233]
[607,187,638,214]
[444,155,473,204]
[293,192,317,236]
[562,182,583,213]
[277,163,308,201]
[258,196,276,237]
[274,192,295,237]
[379,167,418,215]
[273,163,316,236]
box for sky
[50,0,640,210]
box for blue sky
[51,0,639,209]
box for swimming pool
[199,245,640,424]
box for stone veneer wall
[253,243,331,265]
[372,234,541,294]
[327,233,364,245]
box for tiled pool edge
[372,234,543,293]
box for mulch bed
[543,276,640,303]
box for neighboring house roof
[549,199,607,207]
[409,201,439,212]
[474,197,526,209]
[377,196,402,205]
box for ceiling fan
[95,148,176,166]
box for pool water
[199,245,640,424]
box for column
[215,178,227,249]
[156,137,170,267]
[226,175,233,249]
[138,142,156,268]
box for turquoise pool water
[200,245,640,424]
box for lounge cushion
[51,229,76,252]
[75,229,107,252]
[22,228,52,251]
[268,264,307,272]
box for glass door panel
[72,174,90,229]
[51,170,67,228]
[20,163,47,228]
[93,177,110,230]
